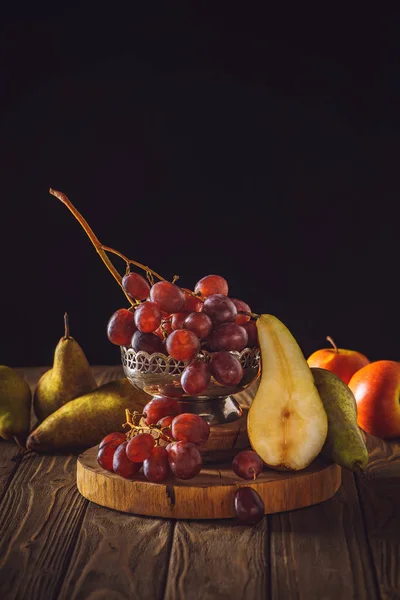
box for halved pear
[248,314,328,471]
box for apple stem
[326,336,338,353]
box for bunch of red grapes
[97,395,211,482]
[107,273,258,394]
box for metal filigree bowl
[121,346,261,425]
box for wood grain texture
[355,433,400,599]
[164,518,269,600]
[77,445,341,519]
[0,452,88,600]
[57,504,173,600]
[0,440,24,502]
[269,467,378,600]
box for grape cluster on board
[106,273,259,394]
[104,273,265,523]
[97,396,211,482]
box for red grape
[150,281,185,313]
[241,321,258,347]
[209,322,248,352]
[122,272,151,301]
[171,413,210,445]
[107,308,137,346]
[231,298,252,325]
[234,487,264,525]
[143,446,170,482]
[171,312,190,330]
[126,433,155,462]
[157,415,174,440]
[183,312,213,339]
[195,275,229,297]
[183,289,203,312]
[232,450,263,480]
[99,432,126,450]
[131,331,166,354]
[166,329,200,362]
[202,294,237,325]
[134,301,162,333]
[209,351,243,386]
[113,441,142,479]
[181,360,211,395]
[97,438,122,472]
[143,396,180,425]
[167,441,202,479]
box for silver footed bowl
[121,346,261,426]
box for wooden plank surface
[270,468,379,600]
[164,518,269,600]
[0,452,88,600]
[355,434,400,600]
[0,440,24,503]
[57,505,173,600]
[1,366,398,600]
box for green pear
[311,367,368,471]
[27,378,150,453]
[34,314,97,422]
[0,366,32,446]
[248,314,328,471]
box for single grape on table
[232,450,263,480]
[234,487,265,525]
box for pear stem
[326,336,338,353]
[64,312,70,339]
[49,189,167,303]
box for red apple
[348,360,400,439]
[307,336,370,384]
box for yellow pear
[248,314,328,470]
[27,378,149,452]
[34,314,97,421]
[0,366,32,446]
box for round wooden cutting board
[77,446,341,520]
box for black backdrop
[1,6,399,367]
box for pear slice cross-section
[248,314,328,471]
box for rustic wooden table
[0,366,399,600]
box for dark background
[1,5,399,367]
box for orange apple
[348,360,400,439]
[307,336,370,384]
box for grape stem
[238,310,260,320]
[49,188,167,303]
[123,409,175,443]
